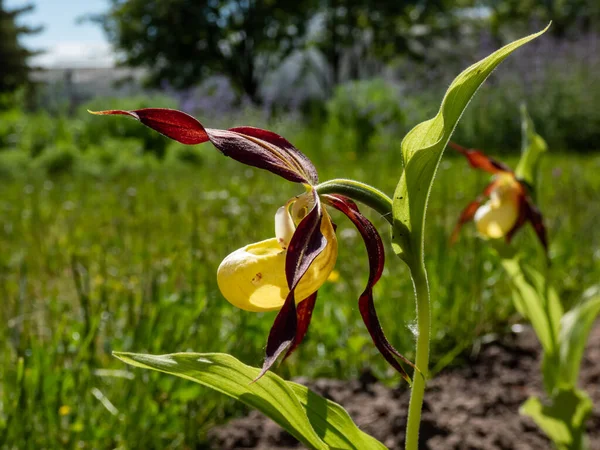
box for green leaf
[521,388,592,450]
[285,383,386,450]
[391,25,550,268]
[501,258,564,394]
[516,104,548,190]
[501,259,562,354]
[558,288,600,389]
[113,352,386,450]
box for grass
[1,118,599,447]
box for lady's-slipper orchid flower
[449,142,548,252]
[91,108,414,381]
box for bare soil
[210,325,600,450]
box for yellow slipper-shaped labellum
[474,174,521,239]
[217,206,338,312]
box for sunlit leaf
[558,289,600,389]
[114,352,386,450]
[521,388,592,450]
[501,258,563,393]
[501,258,562,353]
[286,382,387,450]
[391,25,549,268]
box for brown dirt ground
[210,324,600,450]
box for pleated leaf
[113,352,386,450]
[521,387,592,450]
[501,259,562,352]
[558,290,600,389]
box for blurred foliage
[453,33,600,152]
[1,34,599,167]
[0,1,41,104]
[97,0,469,103]
[324,78,406,155]
[487,0,600,40]
[311,0,463,84]
[98,0,317,103]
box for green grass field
[1,115,599,447]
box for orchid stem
[315,179,393,225]
[405,263,430,450]
[316,177,431,448]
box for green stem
[317,178,431,448]
[405,263,430,450]
[315,179,393,225]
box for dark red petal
[89,108,209,145]
[451,200,482,244]
[230,126,318,185]
[524,196,549,254]
[256,192,328,380]
[449,141,513,174]
[358,288,414,383]
[207,128,308,183]
[283,292,318,363]
[91,108,311,184]
[285,192,327,289]
[491,182,547,255]
[324,194,416,382]
[254,292,297,382]
[505,190,529,244]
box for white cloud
[31,41,116,68]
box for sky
[7,0,115,68]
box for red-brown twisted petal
[504,185,548,255]
[282,292,318,363]
[255,192,327,381]
[505,189,528,244]
[90,108,314,184]
[451,200,482,244]
[449,141,513,174]
[451,180,499,244]
[229,126,318,185]
[324,194,415,382]
[255,290,297,382]
[525,196,549,254]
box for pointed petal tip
[251,363,273,384]
[448,141,468,153]
[451,141,513,174]
[87,109,138,118]
[253,340,292,384]
[258,293,297,380]
[87,109,116,116]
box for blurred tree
[315,0,459,83]
[99,0,318,104]
[486,0,600,39]
[0,1,41,98]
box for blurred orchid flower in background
[91,108,414,381]
[449,141,548,252]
